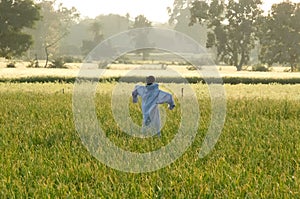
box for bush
[27,59,39,68]
[283,68,291,72]
[6,62,16,68]
[252,64,269,72]
[186,65,201,70]
[49,57,67,68]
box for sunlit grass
[0,83,299,197]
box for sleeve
[132,85,141,103]
[157,90,175,110]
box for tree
[258,2,300,72]
[89,21,103,42]
[131,15,152,60]
[189,0,263,71]
[26,0,79,66]
[168,0,191,24]
[168,0,207,47]
[81,21,104,56]
[96,14,131,38]
[0,0,40,58]
[62,14,130,57]
[132,15,152,29]
[171,8,207,47]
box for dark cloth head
[146,75,155,85]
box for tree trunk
[43,33,67,68]
[233,47,240,71]
[44,46,49,68]
[291,63,295,72]
[236,50,245,71]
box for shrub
[6,62,16,68]
[252,64,269,72]
[186,65,201,70]
[49,57,67,68]
[27,59,39,68]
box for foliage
[251,63,269,72]
[0,0,41,58]
[49,57,67,68]
[6,62,16,68]
[62,15,130,57]
[186,65,199,71]
[26,60,39,68]
[0,83,300,197]
[2,75,300,85]
[131,15,153,60]
[96,14,131,37]
[26,54,40,68]
[167,1,207,47]
[81,21,104,56]
[168,0,190,24]
[189,0,263,71]
[258,2,300,72]
[25,0,79,59]
[132,15,152,28]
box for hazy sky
[58,0,300,23]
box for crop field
[0,82,300,198]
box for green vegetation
[258,2,300,72]
[0,0,40,58]
[251,64,270,72]
[49,57,67,69]
[173,0,300,71]
[6,62,16,68]
[2,76,300,85]
[26,0,79,62]
[131,15,153,61]
[0,83,299,197]
[190,0,262,71]
[2,0,300,72]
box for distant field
[0,82,299,197]
[1,60,300,80]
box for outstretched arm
[157,90,175,110]
[132,85,142,103]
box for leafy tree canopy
[0,0,40,58]
[131,15,152,60]
[81,21,104,56]
[258,2,300,71]
[26,0,79,60]
[189,0,263,70]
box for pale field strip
[0,62,300,78]
[0,63,300,78]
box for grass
[2,75,300,84]
[0,82,299,198]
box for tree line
[170,0,300,71]
[0,0,299,71]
